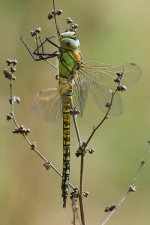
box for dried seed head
[6,59,12,66]
[114,76,121,83]
[105,102,111,109]
[10,66,16,73]
[48,11,54,19]
[140,159,145,165]
[14,96,20,104]
[56,9,62,16]
[3,69,12,79]
[70,188,79,199]
[20,126,30,135]
[128,185,136,192]
[13,125,30,135]
[43,161,51,170]
[35,27,42,33]
[9,96,20,105]
[30,30,36,37]
[70,108,80,115]
[88,148,95,154]
[6,113,13,121]
[71,23,78,30]
[6,59,17,66]
[117,85,127,92]
[116,71,123,78]
[31,142,37,150]
[83,192,89,197]
[67,17,73,24]
[11,59,18,65]
[105,204,116,212]
[48,9,62,19]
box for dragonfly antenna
[53,0,60,37]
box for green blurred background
[0,0,150,224]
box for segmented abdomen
[59,49,81,207]
[62,89,72,208]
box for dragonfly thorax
[59,31,80,50]
[58,31,82,85]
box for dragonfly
[21,0,141,207]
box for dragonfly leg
[33,35,59,55]
[46,37,59,48]
[20,36,59,61]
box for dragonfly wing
[78,65,124,116]
[109,63,141,87]
[88,80,124,116]
[32,87,63,123]
[82,62,141,88]
[78,61,141,116]
[72,75,88,116]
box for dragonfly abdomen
[62,89,72,207]
[59,32,82,207]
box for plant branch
[100,140,150,225]
[84,89,117,151]
[79,153,86,225]
[3,59,75,190]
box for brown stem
[79,154,86,225]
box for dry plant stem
[100,141,150,225]
[84,89,117,151]
[71,198,82,225]
[72,208,76,225]
[72,112,82,145]
[71,200,76,225]
[79,92,116,225]
[71,101,82,145]
[7,70,76,189]
[79,154,86,225]
[71,90,117,225]
[52,0,60,37]
[8,65,82,223]
[71,103,86,225]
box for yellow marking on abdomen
[62,89,72,208]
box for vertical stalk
[71,99,86,224]
[79,154,86,225]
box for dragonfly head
[59,31,80,50]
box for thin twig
[101,141,150,225]
[84,89,117,151]
[4,60,75,190]
[52,0,60,37]
[70,96,86,224]
[79,154,86,225]
[71,196,82,225]
[70,99,82,145]
[72,83,121,225]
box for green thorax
[58,31,82,85]
[59,49,82,84]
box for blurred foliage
[0,0,150,225]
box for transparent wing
[82,62,141,88]
[88,80,124,116]
[72,75,88,116]
[32,87,63,123]
[77,62,141,116]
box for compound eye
[65,41,70,46]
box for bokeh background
[0,0,150,224]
